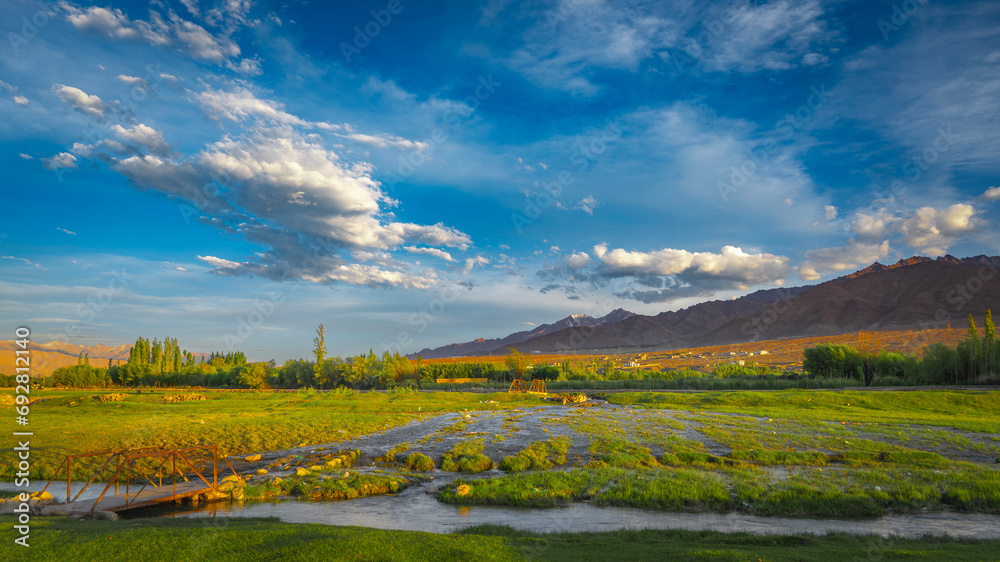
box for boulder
[295,467,310,477]
[93,510,118,521]
[425,486,438,495]
[244,454,262,462]
[29,491,53,502]
[255,468,268,475]
[39,505,71,517]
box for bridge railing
[41,444,239,511]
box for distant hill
[413,255,1000,357]
[0,341,131,377]
[408,308,635,359]
[0,341,215,377]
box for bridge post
[66,456,71,502]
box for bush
[404,452,435,471]
[441,439,494,473]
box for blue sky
[2,0,999,361]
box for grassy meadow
[1,388,543,480]
[2,516,1000,561]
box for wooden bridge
[41,445,239,514]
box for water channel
[8,478,1000,540]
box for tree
[965,315,979,381]
[505,349,531,379]
[984,310,996,376]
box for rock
[255,468,268,475]
[218,482,235,493]
[296,467,311,477]
[245,454,262,462]
[93,510,118,521]
[310,465,323,471]
[425,486,438,495]
[40,505,71,516]
[325,458,342,468]
[269,477,283,486]
[231,488,244,501]
[222,474,243,483]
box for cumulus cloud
[42,152,78,170]
[110,123,172,155]
[544,244,790,303]
[983,186,1000,201]
[462,256,490,275]
[13,95,29,105]
[52,84,107,119]
[565,251,591,269]
[899,204,978,256]
[798,239,890,279]
[403,246,455,262]
[63,5,241,63]
[824,205,837,221]
[106,123,470,288]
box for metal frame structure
[41,445,239,512]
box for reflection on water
[125,480,1000,539]
[0,480,108,503]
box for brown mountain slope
[0,341,131,376]
[699,258,1000,345]
[504,256,1000,354]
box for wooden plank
[62,480,215,514]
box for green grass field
[1,388,544,480]
[2,516,999,561]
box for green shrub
[404,452,435,471]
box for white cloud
[574,195,598,215]
[800,239,890,278]
[508,1,678,94]
[56,227,78,236]
[19,153,32,159]
[565,251,591,269]
[42,152,78,170]
[595,244,787,284]
[52,84,107,119]
[106,123,471,288]
[111,123,171,155]
[899,204,978,256]
[462,256,490,275]
[824,205,837,221]
[702,0,833,72]
[63,5,241,63]
[403,246,455,262]
[851,211,894,242]
[117,74,147,87]
[226,57,263,76]
[544,244,792,302]
[342,133,429,152]
[983,186,1000,201]
[13,95,29,105]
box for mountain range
[410,255,1000,358]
